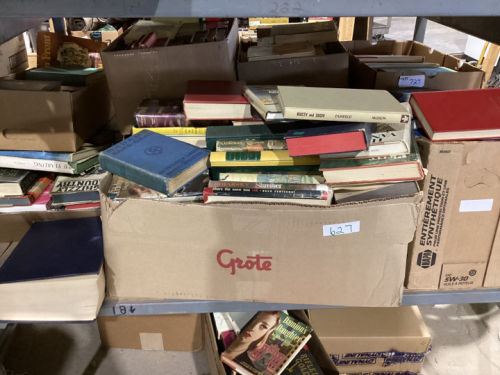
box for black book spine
[211,187,325,199]
[19,172,39,195]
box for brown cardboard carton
[101,19,238,135]
[237,42,349,88]
[0,210,101,242]
[100,174,421,307]
[204,310,339,375]
[0,35,28,78]
[97,313,203,351]
[309,306,432,374]
[71,26,126,46]
[406,138,500,290]
[342,40,484,90]
[484,220,500,287]
[0,78,114,152]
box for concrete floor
[2,304,500,374]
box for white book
[320,123,411,160]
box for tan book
[274,30,338,46]
[277,86,411,124]
[356,55,424,63]
[247,42,315,61]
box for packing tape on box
[139,333,164,351]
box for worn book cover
[277,86,410,124]
[210,151,319,167]
[100,130,210,195]
[216,139,287,152]
[0,169,39,197]
[0,154,99,175]
[209,180,327,192]
[134,99,186,128]
[221,311,312,375]
[218,173,325,184]
[243,85,284,121]
[285,123,375,157]
[0,174,54,206]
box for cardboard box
[97,313,203,351]
[204,310,339,375]
[237,42,349,88]
[484,221,500,287]
[309,306,432,374]
[0,210,101,242]
[100,174,421,307]
[101,19,238,135]
[71,26,126,46]
[342,40,484,90]
[0,35,28,78]
[406,138,500,290]
[0,78,114,152]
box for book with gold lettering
[221,311,312,375]
[277,86,410,124]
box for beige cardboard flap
[140,333,164,351]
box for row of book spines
[209,181,327,191]
[204,187,330,200]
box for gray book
[335,181,419,204]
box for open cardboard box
[0,35,28,78]
[343,40,484,90]
[100,18,238,135]
[0,76,114,152]
[100,174,422,307]
[406,138,500,290]
[204,310,339,375]
[237,41,349,88]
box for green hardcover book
[221,311,312,375]
[206,122,329,151]
[320,136,424,185]
[26,67,105,86]
[70,155,100,174]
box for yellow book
[249,17,289,29]
[210,150,320,167]
[132,127,207,135]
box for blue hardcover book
[0,217,105,322]
[99,130,210,195]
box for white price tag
[323,221,360,237]
[459,199,494,212]
[398,75,425,88]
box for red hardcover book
[285,123,374,157]
[184,80,253,120]
[410,88,500,141]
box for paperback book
[0,169,39,197]
[0,174,54,207]
[0,183,53,213]
[218,173,325,184]
[242,85,284,121]
[221,311,312,375]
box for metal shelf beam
[0,0,500,18]
[427,17,500,45]
[98,288,500,316]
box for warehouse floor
[2,304,500,374]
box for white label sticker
[323,221,360,237]
[398,75,425,88]
[249,21,261,26]
[459,199,494,212]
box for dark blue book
[99,130,210,195]
[0,217,105,322]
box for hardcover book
[209,180,328,192]
[0,169,39,197]
[184,80,253,120]
[0,217,105,322]
[0,174,54,207]
[0,154,99,174]
[216,139,287,152]
[334,181,420,204]
[0,143,110,163]
[277,86,410,124]
[218,173,325,184]
[320,137,424,185]
[134,99,186,127]
[284,349,324,375]
[319,123,411,160]
[409,88,500,141]
[285,123,375,157]
[26,67,105,86]
[221,311,312,375]
[51,165,109,206]
[99,130,210,195]
[243,85,284,121]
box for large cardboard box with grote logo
[100,174,421,307]
[406,138,500,290]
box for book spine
[0,156,75,174]
[211,187,327,199]
[216,140,287,152]
[209,180,326,191]
[0,151,70,162]
[26,176,53,202]
[283,107,410,124]
[19,171,40,195]
[134,127,206,135]
[242,89,269,119]
[99,153,169,195]
[134,114,187,128]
